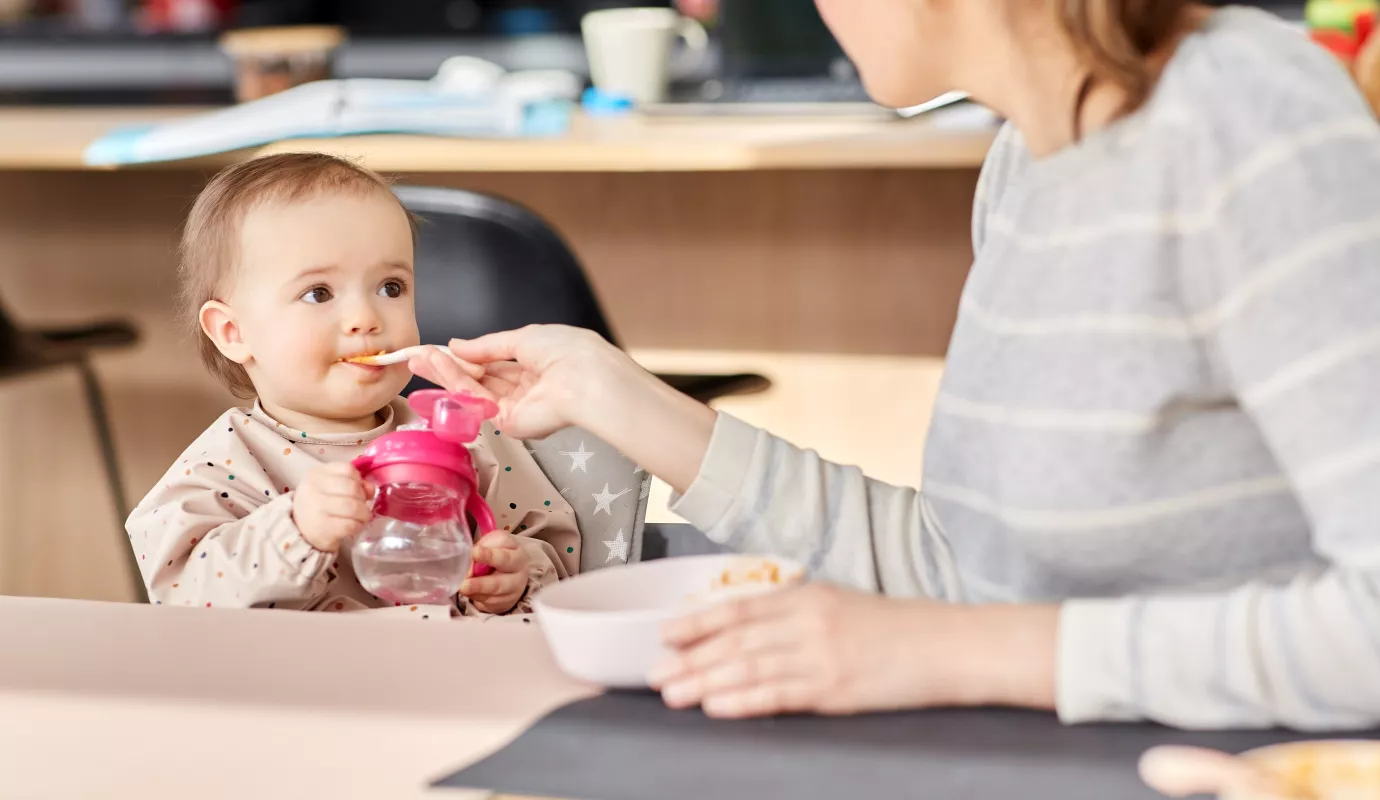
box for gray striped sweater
[671,7,1380,729]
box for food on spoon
[342,350,389,365]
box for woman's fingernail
[647,662,675,687]
[661,681,699,707]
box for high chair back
[395,185,656,572]
[394,185,770,405]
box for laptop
[645,0,965,117]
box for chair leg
[77,359,147,603]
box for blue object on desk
[581,87,635,117]
[84,77,577,167]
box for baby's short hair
[179,152,403,398]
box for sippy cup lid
[351,391,498,486]
[407,390,499,445]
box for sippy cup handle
[350,456,383,509]
[467,494,498,577]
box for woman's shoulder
[975,123,1027,204]
[1159,7,1376,148]
[971,123,1028,252]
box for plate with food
[1140,740,1380,799]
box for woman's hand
[408,325,633,441]
[409,325,717,494]
[649,583,1059,718]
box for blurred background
[0,1,1304,105]
[0,0,662,104]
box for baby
[127,153,580,616]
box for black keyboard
[678,77,873,105]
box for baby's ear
[199,300,251,365]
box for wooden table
[0,106,996,172]
[0,595,597,799]
[0,106,989,604]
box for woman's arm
[1058,98,1380,730]
[572,344,719,496]
[412,333,957,598]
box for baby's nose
[344,304,383,335]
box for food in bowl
[533,554,805,688]
[682,556,801,606]
[715,557,788,588]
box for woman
[413,0,1380,730]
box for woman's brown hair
[1055,0,1195,126]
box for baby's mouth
[339,350,389,365]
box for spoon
[342,345,479,372]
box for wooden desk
[0,107,984,603]
[0,108,232,171]
[0,596,596,799]
[0,106,996,172]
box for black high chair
[395,185,771,404]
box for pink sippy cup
[349,390,500,606]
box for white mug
[581,7,708,105]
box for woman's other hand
[649,583,1059,718]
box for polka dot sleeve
[126,410,333,609]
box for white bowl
[533,554,805,688]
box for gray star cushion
[527,427,649,572]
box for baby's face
[229,190,420,424]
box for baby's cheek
[392,309,421,348]
[283,321,342,369]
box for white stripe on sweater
[924,474,1291,532]
[962,211,1380,339]
[934,393,1165,433]
[985,118,1380,250]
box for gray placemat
[435,692,1379,800]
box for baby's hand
[462,532,532,614]
[292,462,373,553]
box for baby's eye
[302,287,333,304]
[379,281,405,299]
